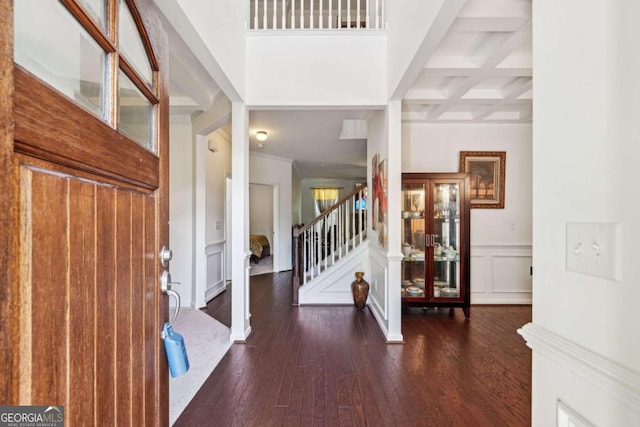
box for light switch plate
[566,222,620,280]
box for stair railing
[292,186,367,305]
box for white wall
[246,33,387,107]
[403,123,532,304]
[205,130,232,243]
[204,130,232,301]
[403,124,532,245]
[523,0,640,425]
[249,153,293,272]
[300,177,366,224]
[169,114,195,307]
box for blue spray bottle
[162,288,189,377]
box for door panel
[19,163,159,423]
[128,192,146,427]
[68,179,97,425]
[19,167,68,404]
[115,190,133,426]
[2,0,170,423]
[144,192,161,426]
[94,184,117,421]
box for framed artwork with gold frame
[459,151,506,209]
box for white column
[230,102,251,342]
[386,100,403,342]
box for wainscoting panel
[369,249,388,321]
[492,255,532,293]
[205,241,226,302]
[470,244,532,304]
[470,255,486,294]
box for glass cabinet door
[431,181,462,299]
[401,172,470,316]
[401,183,426,299]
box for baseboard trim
[205,282,226,304]
[230,325,252,343]
[369,303,404,343]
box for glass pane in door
[78,0,108,31]
[432,182,461,299]
[118,69,153,150]
[119,0,154,87]
[14,0,107,119]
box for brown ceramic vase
[351,271,369,310]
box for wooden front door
[0,0,170,425]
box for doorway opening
[249,183,276,276]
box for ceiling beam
[390,0,467,100]
[169,52,218,110]
[473,79,531,120]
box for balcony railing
[250,0,385,30]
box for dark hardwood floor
[180,272,532,426]
[204,280,232,328]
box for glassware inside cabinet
[402,183,425,216]
[432,182,461,299]
[401,183,426,299]
[401,183,426,251]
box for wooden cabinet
[401,173,471,317]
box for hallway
[177,273,531,426]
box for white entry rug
[169,308,231,425]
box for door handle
[160,270,181,327]
[160,270,180,293]
[165,289,181,328]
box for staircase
[292,186,368,305]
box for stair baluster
[249,0,385,30]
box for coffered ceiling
[402,0,532,124]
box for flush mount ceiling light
[256,130,268,141]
